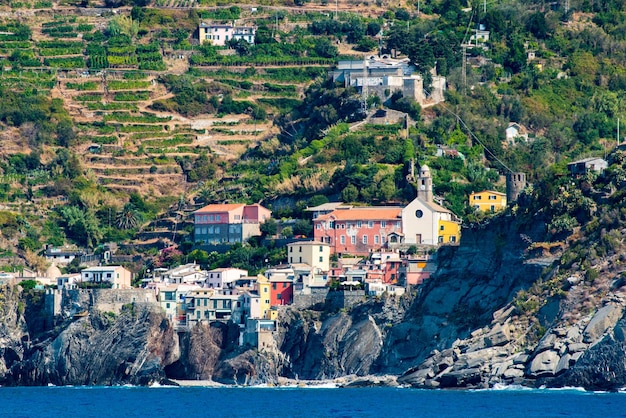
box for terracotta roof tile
[194,203,245,213]
[317,207,402,221]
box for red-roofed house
[313,165,461,255]
[194,203,271,244]
[313,207,403,255]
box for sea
[2,385,626,418]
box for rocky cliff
[0,291,179,386]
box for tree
[260,218,278,236]
[116,203,141,230]
[293,219,313,237]
[58,206,102,248]
[281,226,294,238]
[341,184,359,202]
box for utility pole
[462,45,467,89]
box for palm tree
[116,203,140,230]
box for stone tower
[417,164,433,202]
[506,172,526,203]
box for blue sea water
[1,385,626,418]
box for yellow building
[256,274,272,320]
[469,190,507,213]
[437,219,461,244]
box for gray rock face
[3,304,179,386]
[583,305,624,344]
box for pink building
[313,207,403,255]
[194,203,271,245]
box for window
[319,256,323,262]
[209,215,214,221]
[374,235,379,244]
[277,294,282,300]
[341,224,345,229]
[381,236,385,244]
[357,221,362,228]
[340,235,345,244]
[234,215,240,220]
[450,236,457,242]
[290,246,293,252]
[438,236,443,243]
[491,205,495,211]
[362,235,368,244]
[216,215,221,221]
[215,227,220,233]
[381,221,386,228]
[396,221,401,228]
[415,210,423,218]
[351,236,356,244]
[272,283,276,290]
[474,195,482,200]
[106,273,112,278]
[440,225,444,231]
[264,288,268,293]
[166,302,170,309]
[319,246,323,252]
[368,221,373,228]
[316,224,321,230]
[299,246,302,252]
[489,195,497,200]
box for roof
[82,265,125,272]
[194,203,245,214]
[316,207,402,222]
[420,199,453,214]
[304,202,349,212]
[471,190,506,196]
[568,157,606,165]
[287,240,328,247]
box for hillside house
[505,122,529,144]
[331,56,446,106]
[314,207,403,255]
[80,265,132,289]
[193,203,271,245]
[198,22,256,46]
[44,245,84,265]
[469,190,507,213]
[286,241,330,272]
[206,267,249,291]
[567,157,608,176]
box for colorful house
[469,190,507,213]
[313,207,403,255]
[269,275,293,306]
[193,203,271,245]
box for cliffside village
[3,158,608,350]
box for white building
[206,267,249,291]
[199,23,256,46]
[286,241,331,272]
[80,266,132,289]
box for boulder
[536,333,556,352]
[567,342,587,353]
[503,367,525,378]
[484,323,511,347]
[583,304,624,344]
[438,368,483,388]
[555,353,572,374]
[528,350,560,377]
